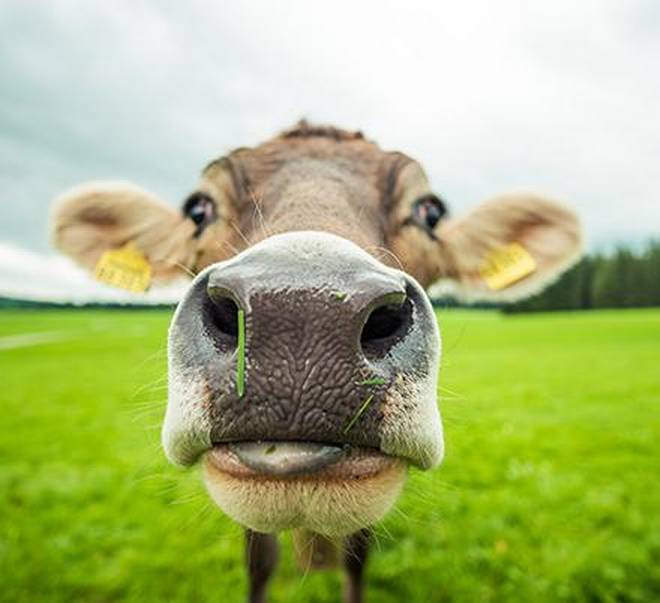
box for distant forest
[506,240,660,313]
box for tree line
[506,240,660,312]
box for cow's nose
[168,232,438,452]
[205,262,411,367]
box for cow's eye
[411,194,447,231]
[182,192,217,236]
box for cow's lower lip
[206,441,396,480]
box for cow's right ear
[50,181,198,283]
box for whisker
[229,221,251,247]
[174,262,196,278]
[248,187,271,240]
[366,245,404,271]
[218,239,241,256]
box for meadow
[1,308,658,602]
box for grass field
[1,308,659,602]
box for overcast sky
[0,1,658,300]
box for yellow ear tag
[480,242,537,291]
[94,242,152,293]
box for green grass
[1,308,659,602]
[343,394,375,434]
[236,309,246,398]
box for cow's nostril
[207,289,240,338]
[362,304,405,341]
[360,295,412,358]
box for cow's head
[51,122,581,537]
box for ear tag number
[480,242,537,290]
[94,242,152,293]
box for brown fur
[213,127,409,253]
[278,119,365,141]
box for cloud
[0,0,658,301]
[0,242,187,304]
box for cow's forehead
[202,124,418,198]
[190,123,438,272]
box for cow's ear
[435,193,582,301]
[50,181,198,283]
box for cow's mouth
[206,441,397,481]
[202,440,407,536]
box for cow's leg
[245,529,279,603]
[343,528,371,603]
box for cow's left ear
[436,193,583,301]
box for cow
[50,121,581,603]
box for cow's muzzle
[164,232,443,471]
